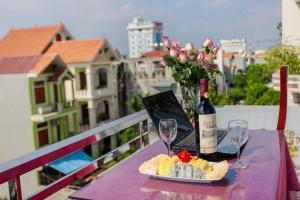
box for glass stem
[236,143,240,163]
[167,143,171,156]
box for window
[66,36,71,40]
[37,122,49,147]
[34,81,46,104]
[56,33,62,41]
[98,68,108,88]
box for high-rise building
[127,17,163,58]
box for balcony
[31,102,77,122]
[2,106,300,199]
[75,90,89,99]
[75,88,115,100]
[0,110,151,199]
[37,104,55,115]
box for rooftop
[0,24,65,57]
[0,55,42,74]
[143,50,168,58]
[46,38,107,63]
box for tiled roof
[0,24,63,57]
[30,53,60,75]
[46,38,107,63]
[223,52,239,58]
[0,55,42,74]
[0,53,66,76]
[143,50,168,58]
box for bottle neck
[199,79,209,102]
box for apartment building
[127,17,164,58]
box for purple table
[70,130,282,200]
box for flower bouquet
[160,36,220,119]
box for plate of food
[139,150,229,183]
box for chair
[277,65,288,131]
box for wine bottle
[194,79,217,161]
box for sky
[0,0,281,55]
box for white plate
[142,173,222,183]
[140,161,223,184]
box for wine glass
[228,120,248,169]
[159,119,177,156]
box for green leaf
[170,83,177,92]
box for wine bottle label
[199,113,217,154]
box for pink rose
[162,36,170,48]
[171,40,180,49]
[170,46,178,57]
[197,51,206,62]
[185,42,194,52]
[160,58,167,67]
[203,37,213,48]
[179,50,188,62]
[212,45,219,54]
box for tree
[245,83,268,104]
[246,63,272,85]
[265,46,300,74]
[277,21,282,38]
[127,95,144,112]
[255,88,280,105]
[211,63,280,105]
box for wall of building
[0,74,39,198]
[282,0,300,46]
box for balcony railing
[75,90,88,99]
[0,110,150,200]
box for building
[120,50,174,111]
[282,0,300,46]
[127,17,163,58]
[46,38,119,156]
[220,38,247,53]
[215,39,248,93]
[0,23,120,196]
[0,53,77,197]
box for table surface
[70,130,281,200]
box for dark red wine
[194,79,217,161]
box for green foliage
[246,64,272,85]
[228,88,246,104]
[119,127,137,145]
[245,83,269,104]
[127,93,150,112]
[255,88,280,105]
[265,46,300,74]
[212,64,280,105]
[127,95,144,112]
[210,90,231,105]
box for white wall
[282,0,300,46]
[0,74,39,198]
[215,105,300,135]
